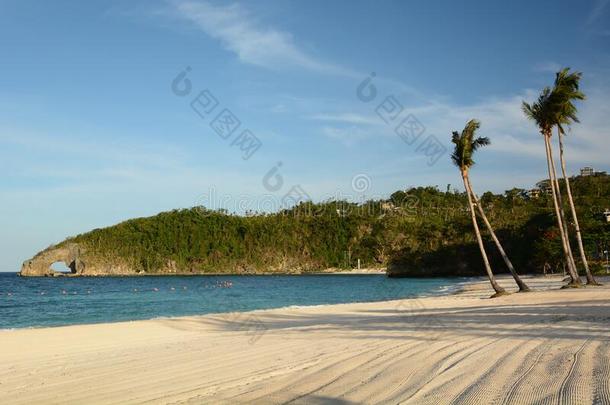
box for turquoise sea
[0,273,469,329]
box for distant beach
[313,267,387,275]
[1,275,608,404]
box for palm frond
[548,68,585,133]
[522,101,534,120]
[449,119,488,170]
[522,87,554,134]
[472,137,490,151]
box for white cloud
[171,1,356,77]
[0,129,187,172]
[533,61,562,73]
[318,84,610,167]
[310,113,379,126]
[321,125,374,147]
[270,103,287,113]
[587,0,609,25]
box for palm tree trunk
[462,172,506,297]
[465,177,530,292]
[547,135,581,281]
[557,128,600,286]
[543,134,581,286]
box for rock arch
[20,244,85,276]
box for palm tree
[451,120,507,297]
[523,89,582,287]
[466,176,531,292]
[548,126,580,280]
[552,68,600,286]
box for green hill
[21,174,610,277]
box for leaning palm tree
[453,120,529,292]
[552,68,600,285]
[451,120,508,297]
[523,90,582,287]
[466,176,531,292]
[548,125,580,281]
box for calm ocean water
[0,273,469,329]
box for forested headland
[42,173,610,277]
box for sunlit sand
[1,275,609,404]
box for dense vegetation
[61,174,610,277]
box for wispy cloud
[321,125,382,147]
[170,0,357,77]
[587,0,609,25]
[0,129,187,173]
[533,61,562,73]
[0,127,266,205]
[310,113,379,126]
[318,83,610,166]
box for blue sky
[1,0,609,271]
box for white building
[580,167,595,176]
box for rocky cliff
[19,243,144,277]
[20,244,84,276]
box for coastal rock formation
[20,243,85,276]
[19,243,141,277]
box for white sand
[1,275,609,404]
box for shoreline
[0,274,599,329]
[1,273,474,332]
[0,274,594,333]
[0,274,587,332]
[0,274,576,333]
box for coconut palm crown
[523,68,586,136]
[552,68,585,133]
[450,119,490,170]
[522,87,556,136]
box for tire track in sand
[592,340,610,405]
[448,338,547,405]
[501,339,554,405]
[557,339,590,405]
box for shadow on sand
[160,296,610,343]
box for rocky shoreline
[20,243,387,277]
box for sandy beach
[1,275,609,404]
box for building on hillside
[604,209,610,223]
[381,202,394,211]
[535,180,552,192]
[580,167,595,176]
[579,167,608,177]
[527,188,542,199]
